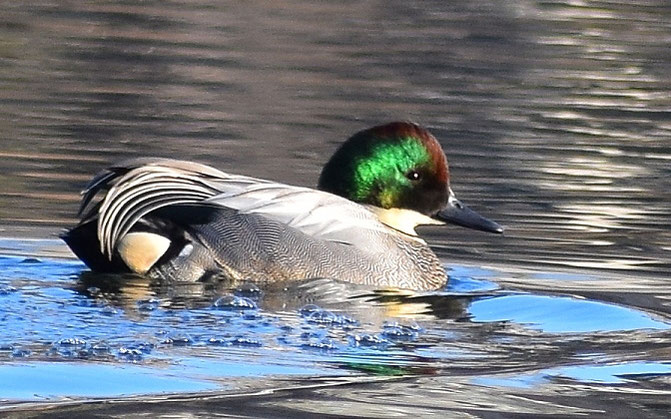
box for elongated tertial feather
[84,158,394,260]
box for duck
[62,122,503,291]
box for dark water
[1,0,671,417]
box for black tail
[60,221,129,273]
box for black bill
[435,193,503,234]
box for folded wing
[78,158,390,261]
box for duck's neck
[366,206,443,238]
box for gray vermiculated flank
[170,207,446,289]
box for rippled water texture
[1,1,671,417]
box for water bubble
[163,335,193,346]
[299,304,321,317]
[300,340,338,351]
[11,348,31,358]
[56,337,87,347]
[381,322,422,341]
[91,343,111,355]
[306,310,337,324]
[349,334,391,348]
[50,338,93,359]
[213,295,257,311]
[230,337,262,347]
[207,337,229,346]
[133,343,155,354]
[305,309,357,327]
[137,298,161,312]
[118,347,144,361]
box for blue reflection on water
[446,266,500,293]
[473,372,547,389]
[177,356,334,378]
[475,361,671,389]
[469,294,669,333]
[2,248,671,402]
[0,362,220,400]
[554,362,671,384]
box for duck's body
[63,122,502,291]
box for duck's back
[63,159,447,290]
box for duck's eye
[405,170,421,181]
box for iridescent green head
[319,122,503,234]
[318,122,450,216]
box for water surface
[1,0,671,416]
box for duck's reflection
[75,272,474,325]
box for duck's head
[318,122,503,236]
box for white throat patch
[367,206,444,237]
